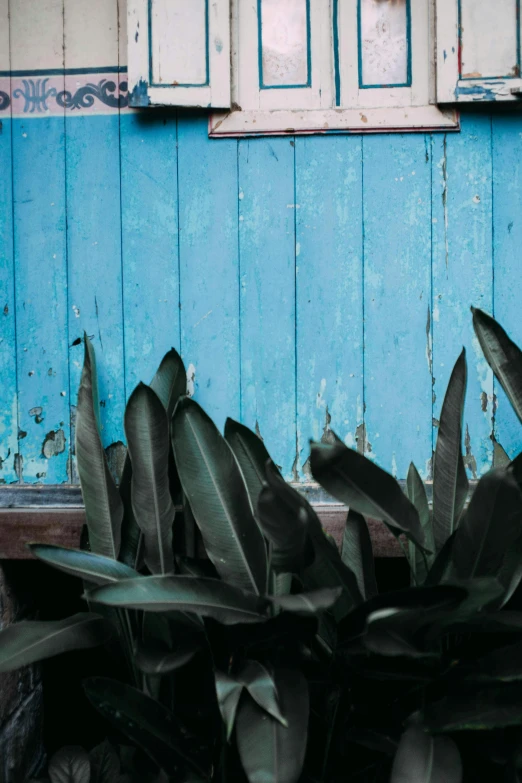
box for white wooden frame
[128,0,231,108]
[436,0,522,102]
[210,0,458,136]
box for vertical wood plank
[120,110,180,394]
[11,0,70,483]
[238,137,296,477]
[363,134,433,479]
[295,135,363,477]
[0,0,18,484]
[431,117,494,478]
[64,0,125,452]
[177,114,240,431]
[492,115,522,458]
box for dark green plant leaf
[175,555,218,579]
[391,725,462,783]
[48,746,90,783]
[83,677,207,778]
[472,307,522,425]
[341,509,378,600]
[424,532,457,586]
[28,544,140,585]
[422,578,505,641]
[271,587,342,616]
[310,439,425,549]
[447,469,522,588]
[215,669,243,740]
[118,455,142,570]
[224,417,273,511]
[343,728,398,756]
[425,684,522,731]
[89,739,120,783]
[363,607,439,659]
[125,383,175,574]
[134,636,201,675]
[257,460,311,573]
[172,397,267,594]
[236,669,309,783]
[465,640,522,683]
[87,575,268,625]
[406,462,434,583]
[0,613,113,672]
[432,349,469,553]
[76,335,123,559]
[150,347,187,422]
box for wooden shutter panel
[436,0,522,102]
[128,0,231,108]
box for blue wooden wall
[2,104,522,484]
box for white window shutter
[436,0,522,102]
[128,0,231,108]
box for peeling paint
[129,79,150,108]
[105,440,127,484]
[355,422,371,454]
[480,391,488,412]
[42,429,66,459]
[255,420,263,440]
[463,424,477,479]
[14,453,23,481]
[320,406,336,445]
[425,306,433,376]
[186,364,196,397]
[441,135,449,268]
[28,407,44,424]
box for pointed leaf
[432,349,469,553]
[125,384,175,574]
[172,397,267,594]
[406,463,434,583]
[236,669,309,783]
[0,613,113,671]
[257,460,311,573]
[425,684,522,731]
[150,347,187,422]
[472,307,522,425]
[83,677,207,778]
[424,532,457,586]
[175,555,219,579]
[76,335,123,559]
[87,575,268,625]
[48,746,90,783]
[215,670,243,740]
[271,587,342,616]
[465,640,522,683]
[310,440,426,549]
[134,636,200,674]
[28,544,140,585]
[391,726,462,783]
[225,417,273,510]
[238,660,287,726]
[341,510,378,600]
[89,740,120,783]
[448,469,522,584]
[118,455,142,570]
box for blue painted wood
[295,135,363,477]
[120,111,180,396]
[177,113,240,431]
[363,134,433,479]
[491,115,522,458]
[66,115,125,450]
[431,117,494,479]
[0,93,18,484]
[238,137,296,478]
[12,117,70,483]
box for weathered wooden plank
[363,134,433,479]
[491,116,522,460]
[10,0,70,483]
[177,114,240,430]
[0,0,18,485]
[65,0,125,454]
[431,118,494,478]
[238,137,296,477]
[295,135,364,477]
[120,111,181,394]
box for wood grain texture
[238,137,296,478]
[295,135,364,476]
[431,120,494,479]
[363,134,433,480]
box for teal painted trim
[358,0,412,89]
[258,0,311,90]
[0,66,126,77]
[148,0,209,88]
[332,0,341,106]
[458,0,521,80]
